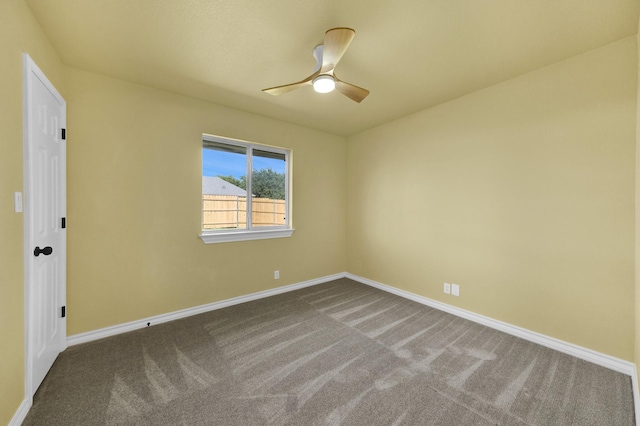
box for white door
[23,54,67,398]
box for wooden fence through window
[202,195,285,229]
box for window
[200,134,293,244]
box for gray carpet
[23,278,635,425]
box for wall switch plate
[14,192,22,213]
[274,270,280,279]
[444,283,451,294]
[452,284,460,296]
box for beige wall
[0,0,66,423]
[347,37,637,361]
[4,2,639,422]
[64,67,347,335]
[636,17,640,386]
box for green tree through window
[219,169,285,200]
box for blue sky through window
[203,148,285,178]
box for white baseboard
[54,271,638,425]
[345,273,635,375]
[9,398,30,426]
[68,270,638,375]
[67,273,344,347]
[346,273,640,426]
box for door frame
[22,53,67,401]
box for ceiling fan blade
[262,75,314,96]
[320,28,355,73]
[335,79,369,103]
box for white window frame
[200,134,294,244]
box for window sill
[199,228,295,244]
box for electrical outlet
[274,270,280,279]
[444,283,451,294]
[452,284,460,296]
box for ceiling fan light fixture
[263,28,369,102]
[312,75,335,93]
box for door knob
[34,246,53,257]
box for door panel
[24,54,66,396]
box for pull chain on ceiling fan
[262,27,370,103]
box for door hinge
[61,128,66,140]
[61,306,66,318]
[61,217,66,229]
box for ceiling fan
[262,27,370,103]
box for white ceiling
[25,0,639,136]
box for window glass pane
[202,144,248,230]
[251,149,286,227]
